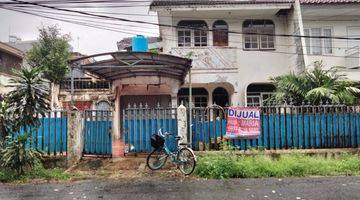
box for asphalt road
[1,176,360,200]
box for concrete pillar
[177,103,188,144]
[67,111,83,167]
[207,87,214,106]
[112,93,120,140]
[112,90,125,157]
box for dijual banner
[225,107,261,139]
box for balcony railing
[170,46,237,70]
[345,46,360,69]
[60,78,111,90]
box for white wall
[157,4,360,105]
[301,4,360,75]
[158,9,295,105]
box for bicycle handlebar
[157,128,173,138]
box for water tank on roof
[132,35,148,52]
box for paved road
[1,176,360,200]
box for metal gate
[83,110,112,157]
[122,105,178,153]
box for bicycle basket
[151,134,165,149]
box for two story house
[0,41,24,97]
[150,0,360,107]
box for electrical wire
[4,6,360,60]
[3,6,358,51]
[7,0,360,41]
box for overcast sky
[0,1,159,55]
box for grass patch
[195,153,360,179]
[0,162,72,183]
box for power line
[3,2,360,60]
[6,7,360,61]
[6,6,159,30]
[3,6,356,51]
[8,0,360,41]
[4,0,360,23]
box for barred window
[243,20,275,50]
[177,20,208,47]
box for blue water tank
[132,35,148,52]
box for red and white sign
[225,107,261,139]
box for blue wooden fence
[123,104,360,153]
[18,111,68,155]
[83,110,112,157]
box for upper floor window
[243,20,275,50]
[177,20,208,47]
[213,20,228,46]
[304,27,333,55]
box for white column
[177,103,188,144]
[207,87,214,106]
[112,87,120,140]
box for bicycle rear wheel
[146,148,168,170]
[177,147,196,175]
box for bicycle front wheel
[146,148,168,170]
[177,147,196,175]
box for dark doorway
[212,87,229,107]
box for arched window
[212,87,229,107]
[96,101,111,110]
[243,20,275,50]
[213,20,228,46]
[246,83,275,106]
[177,20,208,47]
[178,88,208,107]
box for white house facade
[150,0,360,107]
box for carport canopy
[69,51,192,83]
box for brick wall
[62,101,93,111]
[0,50,22,75]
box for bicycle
[146,129,196,175]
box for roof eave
[151,3,293,11]
[0,42,24,59]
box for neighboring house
[150,0,360,107]
[59,52,113,111]
[117,36,162,52]
[7,39,37,54]
[0,41,24,96]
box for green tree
[7,67,50,131]
[269,61,360,105]
[1,133,42,175]
[26,25,71,109]
[0,67,48,175]
[27,26,71,83]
